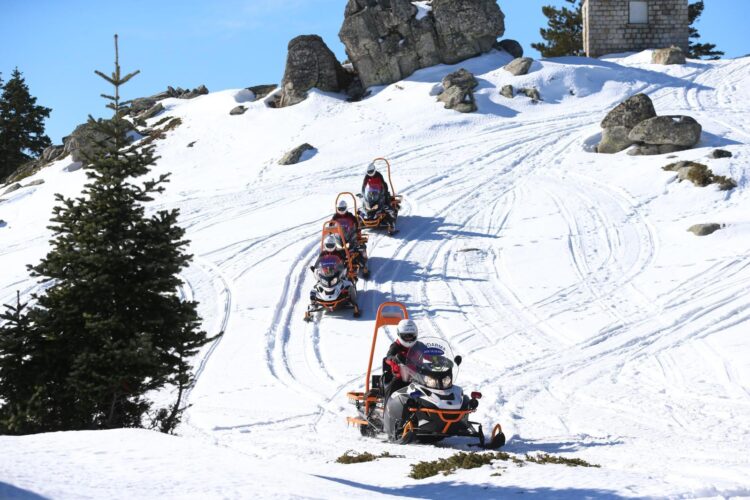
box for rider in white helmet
[381,319,419,401]
[362,162,396,233]
[332,198,368,275]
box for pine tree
[0,68,52,183]
[688,1,723,60]
[0,35,211,433]
[532,0,584,58]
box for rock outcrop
[495,39,523,58]
[279,143,317,165]
[652,46,686,65]
[275,35,351,108]
[339,0,505,89]
[629,116,702,147]
[436,68,478,113]
[503,57,533,76]
[230,106,248,115]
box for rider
[381,319,419,402]
[362,162,397,233]
[332,199,368,274]
[311,234,347,275]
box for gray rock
[437,68,478,113]
[627,144,687,156]
[500,84,514,99]
[230,105,248,115]
[652,46,686,65]
[503,57,533,76]
[338,0,504,89]
[23,179,45,187]
[629,115,702,147]
[137,102,164,120]
[279,143,317,165]
[688,223,722,236]
[2,183,22,195]
[63,119,131,164]
[601,94,656,130]
[519,87,541,102]
[0,219,6,227]
[129,97,157,115]
[247,84,278,100]
[711,149,732,159]
[41,145,66,163]
[276,35,350,108]
[598,126,635,154]
[495,39,523,58]
[148,85,208,101]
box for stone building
[583,0,689,58]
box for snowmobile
[346,302,506,448]
[358,158,402,235]
[335,192,370,278]
[304,221,361,322]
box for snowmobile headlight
[330,277,339,286]
[372,204,379,210]
[424,376,439,389]
[442,376,452,387]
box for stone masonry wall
[584,0,689,58]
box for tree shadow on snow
[312,476,632,499]
[0,482,49,500]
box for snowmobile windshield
[363,185,383,211]
[318,254,343,281]
[406,337,458,390]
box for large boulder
[495,39,523,58]
[597,126,635,154]
[652,46,686,65]
[339,0,504,89]
[437,68,478,113]
[276,35,350,108]
[601,94,656,130]
[629,115,702,147]
[503,57,533,76]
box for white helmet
[367,163,377,176]
[337,199,348,214]
[396,319,418,347]
[323,235,337,252]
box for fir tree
[0,68,52,182]
[688,1,724,60]
[0,35,211,433]
[532,0,584,58]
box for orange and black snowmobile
[346,302,506,448]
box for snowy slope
[1,50,750,499]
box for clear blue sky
[1,0,748,144]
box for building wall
[583,0,689,58]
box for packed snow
[1,49,750,499]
